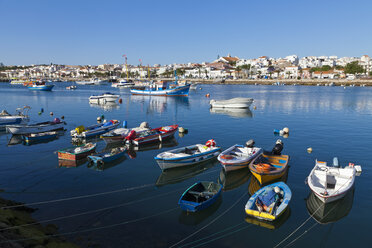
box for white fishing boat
[210,98,254,109]
[307,158,356,203]
[89,92,120,103]
[0,106,31,130]
[6,118,65,135]
[76,78,103,85]
[155,140,221,170]
[112,80,135,88]
[217,140,263,172]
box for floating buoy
[97,116,102,122]
[282,133,289,138]
[38,112,42,115]
[307,147,312,153]
[61,115,65,119]
[205,94,210,98]
[119,98,123,104]
[253,106,257,110]
[50,112,53,116]
[41,108,44,113]
[178,127,185,133]
[101,115,105,120]
[123,120,128,128]
[282,127,289,134]
[179,132,185,138]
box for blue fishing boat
[178,181,222,212]
[130,81,190,96]
[154,140,221,170]
[22,131,58,143]
[245,182,291,221]
[70,120,120,138]
[28,81,54,91]
[87,147,126,166]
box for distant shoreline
[2,78,372,86]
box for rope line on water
[0,187,184,231]
[273,175,354,248]
[282,222,318,248]
[1,183,155,210]
[169,191,248,248]
[0,207,179,244]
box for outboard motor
[272,139,283,155]
[246,139,255,148]
[125,130,137,143]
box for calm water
[0,82,371,248]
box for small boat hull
[87,147,126,165]
[6,121,65,135]
[130,85,190,96]
[210,98,254,109]
[178,181,222,212]
[71,120,120,138]
[249,154,290,184]
[245,182,291,221]
[28,85,54,91]
[58,143,97,161]
[22,131,58,142]
[218,145,263,172]
[155,145,221,170]
[127,125,178,146]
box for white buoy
[283,127,289,134]
[307,147,312,153]
[179,127,185,133]
[97,116,101,122]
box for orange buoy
[205,93,210,98]
[119,98,123,104]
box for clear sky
[1,0,371,65]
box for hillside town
[1,54,372,81]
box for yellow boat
[249,153,289,184]
[248,169,289,196]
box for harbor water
[0,82,371,247]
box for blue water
[0,82,371,247]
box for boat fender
[38,111,42,115]
[101,115,105,120]
[206,94,210,98]
[158,135,162,142]
[61,115,65,120]
[97,116,101,122]
[125,130,137,141]
[119,98,123,104]
[246,139,255,148]
[307,147,312,153]
[282,127,289,134]
[123,120,128,128]
[206,139,216,147]
[50,112,53,116]
[41,108,44,113]
[272,140,283,155]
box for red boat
[57,143,97,161]
[126,125,178,146]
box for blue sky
[1,0,371,65]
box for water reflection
[218,168,251,191]
[210,108,253,118]
[126,137,178,159]
[178,196,222,226]
[306,188,354,224]
[89,102,120,111]
[87,156,126,171]
[130,95,189,114]
[59,158,87,168]
[155,160,218,187]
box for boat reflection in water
[89,102,120,112]
[306,188,355,224]
[248,168,289,196]
[210,108,253,118]
[178,196,223,226]
[8,132,62,146]
[59,158,87,168]
[126,137,179,159]
[245,207,291,230]
[218,167,251,191]
[155,160,218,187]
[130,95,189,114]
[87,156,126,171]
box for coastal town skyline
[1,0,372,65]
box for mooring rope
[274,174,353,248]
[169,191,248,248]
[0,187,184,231]
[0,206,179,244]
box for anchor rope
[273,173,353,248]
[0,187,184,231]
[169,191,248,248]
[0,207,178,244]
